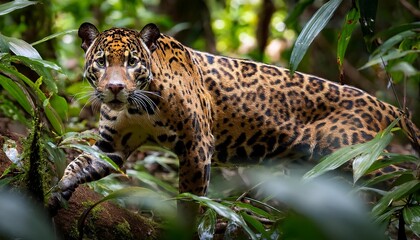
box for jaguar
[50,22,419,216]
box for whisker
[132,96,151,119]
[142,90,163,99]
[70,90,94,103]
[90,97,102,113]
[137,91,159,111]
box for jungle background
[0,0,419,239]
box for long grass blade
[290,0,343,73]
[337,6,360,78]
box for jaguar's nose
[106,83,125,94]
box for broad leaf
[230,201,273,220]
[127,169,177,195]
[0,74,33,115]
[304,119,399,182]
[374,206,402,224]
[303,144,363,181]
[7,55,60,93]
[372,180,420,217]
[352,119,397,182]
[44,140,67,179]
[43,97,65,135]
[49,94,68,121]
[241,212,271,239]
[198,209,217,240]
[403,206,420,237]
[372,31,416,57]
[0,64,65,134]
[373,22,420,40]
[359,49,420,70]
[367,153,419,173]
[178,193,257,240]
[0,0,37,16]
[0,95,28,124]
[289,0,343,73]
[361,171,412,187]
[390,61,419,77]
[59,130,100,146]
[0,33,41,59]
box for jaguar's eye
[128,57,138,67]
[96,57,105,67]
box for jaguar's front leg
[176,141,213,229]
[49,136,127,215]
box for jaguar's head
[78,22,161,111]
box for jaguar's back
[50,22,420,216]
[192,52,418,165]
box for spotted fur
[54,23,419,205]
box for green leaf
[359,49,420,70]
[0,33,41,59]
[372,31,416,57]
[390,62,419,77]
[44,140,67,179]
[127,169,178,195]
[337,6,360,76]
[0,95,28,124]
[198,209,217,240]
[374,206,402,223]
[43,98,65,135]
[49,94,68,121]
[0,74,33,115]
[241,212,271,239]
[304,119,399,182]
[289,0,343,73]
[352,119,397,183]
[403,206,420,236]
[373,22,420,40]
[59,130,100,145]
[303,144,363,181]
[372,180,420,217]
[0,64,64,134]
[0,35,9,53]
[31,29,77,46]
[367,153,419,173]
[178,193,257,240]
[8,55,60,93]
[231,201,273,220]
[362,171,413,187]
[0,0,37,16]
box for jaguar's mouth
[106,99,126,110]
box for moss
[114,219,134,240]
[79,200,102,239]
[22,113,46,203]
[68,221,80,240]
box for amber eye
[96,57,105,67]
[128,57,137,67]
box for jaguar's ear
[78,22,100,52]
[139,23,161,52]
